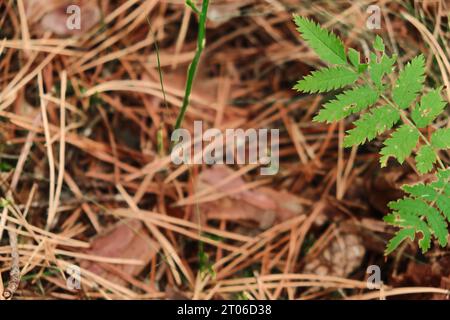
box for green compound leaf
[373,35,385,52]
[424,207,448,247]
[292,16,450,256]
[437,169,450,182]
[431,128,450,149]
[293,15,347,65]
[402,214,432,252]
[415,145,437,174]
[389,197,430,215]
[380,125,420,167]
[386,182,450,254]
[417,226,432,252]
[436,195,450,222]
[392,55,426,109]
[385,228,415,255]
[431,170,450,192]
[314,85,379,123]
[385,206,432,253]
[369,53,396,89]
[294,66,358,93]
[412,88,446,128]
[403,183,438,201]
[348,48,360,68]
[344,105,400,146]
[358,63,368,73]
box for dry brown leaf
[196,166,303,229]
[79,219,159,287]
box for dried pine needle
[3,229,20,300]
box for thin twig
[3,228,20,299]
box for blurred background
[0,0,449,300]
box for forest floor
[0,0,449,300]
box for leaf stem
[173,0,210,133]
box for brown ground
[0,0,449,300]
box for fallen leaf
[80,219,159,287]
[196,166,303,229]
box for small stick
[3,229,20,300]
